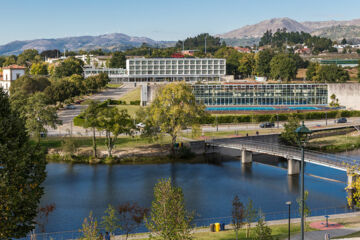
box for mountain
[219,17,360,45]
[302,19,360,31]
[0,33,175,55]
[311,25,360,42]
[219,18,312,39]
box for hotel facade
[84,57,226,82]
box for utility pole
[182,40,185,51]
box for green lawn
[106,83,123,88]
[116,105,142,117]
[119,87,141,103]
[309,133,360,153]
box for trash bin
[220,223,225,231]
[214,223,220,232]
[209,223,215,232]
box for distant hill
[219,17,311,39]
[0,33,175,55]
[311,25,360,42]
[219,17,360,46]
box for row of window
[128,70,226,75]
[128,59,225,65]
[197,97,327,105]
[129,65,225,70]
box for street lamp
[286,201,292,240]
[295,121,312,240]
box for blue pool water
[206,106,322,111]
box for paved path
[291,228,360,240]
[47,84,135,136]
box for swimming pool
[206,106,325,111]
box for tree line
[259,28,336,53]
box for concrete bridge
[205,138,360,192]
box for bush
[129,100,140,105]
[198,110,360,124]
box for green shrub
[199,110,360,125]
[129,100,140,105]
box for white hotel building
[84,58,226,82]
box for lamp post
[286,201,292,240]
[295,121,312,240]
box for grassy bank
[35,135,171,149]
[119,86,141,102]
[309,133,360,153]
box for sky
[1,0,360,45]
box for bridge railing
[207,139,360,169]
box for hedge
[200,110,360,125]
[130,100,141,105]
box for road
[201,117,360,132]
[47,84,135,136]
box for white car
[136,123,146,128]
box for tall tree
[9,75,51,96]
[214,47,243,75]
[81,101,101,158]
[0,89,46,238]
[138,82,206,155]
[244,199,257,238]
[17,49,40,65]
[280,115,300,146]
[22,92,61,142]
[270,53,297,81]
[232,195,245,240]
[255,49,274,77]
[30,62,48,75]
[53,57,84,78]
[109,52,126,68]
[97,107,134,157]
[101,205,119,236]
[238,53,255,77]
[146,178,193,240]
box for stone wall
[328,83,360,110]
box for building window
[16,73,20,79]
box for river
[39,152,354,234]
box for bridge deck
[208,139,360,172]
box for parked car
[65,104,76,110]
[336,117,347,123]
[136,122,146,128]
[259,122,275,128]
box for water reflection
[41,154,348,233]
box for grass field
[309,132,360,152]
[119,87,141,103]
[116,105,142,117]
[106,83,123,88]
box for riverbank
[309,130,360,153]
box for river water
[39,152,353,234]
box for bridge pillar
[288,159,300,175]
[241,150,252,164]
[347,174,357,207]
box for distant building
[181,50,198,56]
[0,64,26,93]
[85,58,227,83]
[294,47,311,55]
[233,47,251,53]
[45,55,111,68]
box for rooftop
[3,64,26,70]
